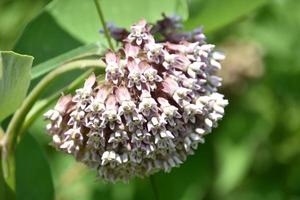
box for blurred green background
[1,0,300,199]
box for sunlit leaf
[186,0,269,33]
[48,154,113,200]
[0,0,48,50]
[0,51,33,122]
[15,0,188,65]
[31,42,105,80]
[49,0,189,44]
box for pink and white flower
[45,18,228,183]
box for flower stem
[0,127,4,139]
[18,71,104,140]
[93,0,115,51]
[149,175,159,200]
[1,59,105,193]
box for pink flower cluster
[44,19,228,182]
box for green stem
[1,127,15,200]
[0,127,4,139]
[149,175,159,200]
[93,0,115,51]
[19,70,93,139]
[18,70,105,139]
[2,59,105,193]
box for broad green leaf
[176,0,189,20]
[15,0,188,64]
[214,85,276,196]
[15,11,83,65]
[0,0,49,50]
[49,0,189,44]
[16,133,54,200]
[14,0,188,102]
[186,0,269,33]
[214,140,255,196]
[31,42,105,80]
[0,51,33,122]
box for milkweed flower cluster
[44,17,228,182]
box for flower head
[45,18,228,182]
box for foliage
[0,52,33,122]
[0,0,300,199]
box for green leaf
[49,0,189,44]
[15,0,188,64]
[13,0,188,109]
[45,153,114,200]
[186,0,270,33]
[176,0,189,20]
[0,133,14,199]
[16,133,54,200]
[134,143,214,200]
[0,51,33,122]
[0,0,49,50]
[15,11,83,65]
[213,85,276,196]
[31,42,105,80]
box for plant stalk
[93,0,115,51]
[1,59,105,194]
[18,71,105,139]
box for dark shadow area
[14,12,82,65]
[16,134,54,200]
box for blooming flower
[45,18,228,182]
[127,19,152,45]
[126,57,146,90]
[105,51,124,84]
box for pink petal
[137,19,147,27]
[124,43,140,57]
[165,42,185,52]
[161,77,179,95]
[105,95,118,110]
[127,57,138,72]
[105,50,117,63]
[115,86,131,102]
[147,35,155,43]
[174,55,190,70]
[138,60,150,72]
[96,86,110,102]
[55,95,73,113]
[84,73,96,89]
[157,97,169,107]
[182,41,199,53]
